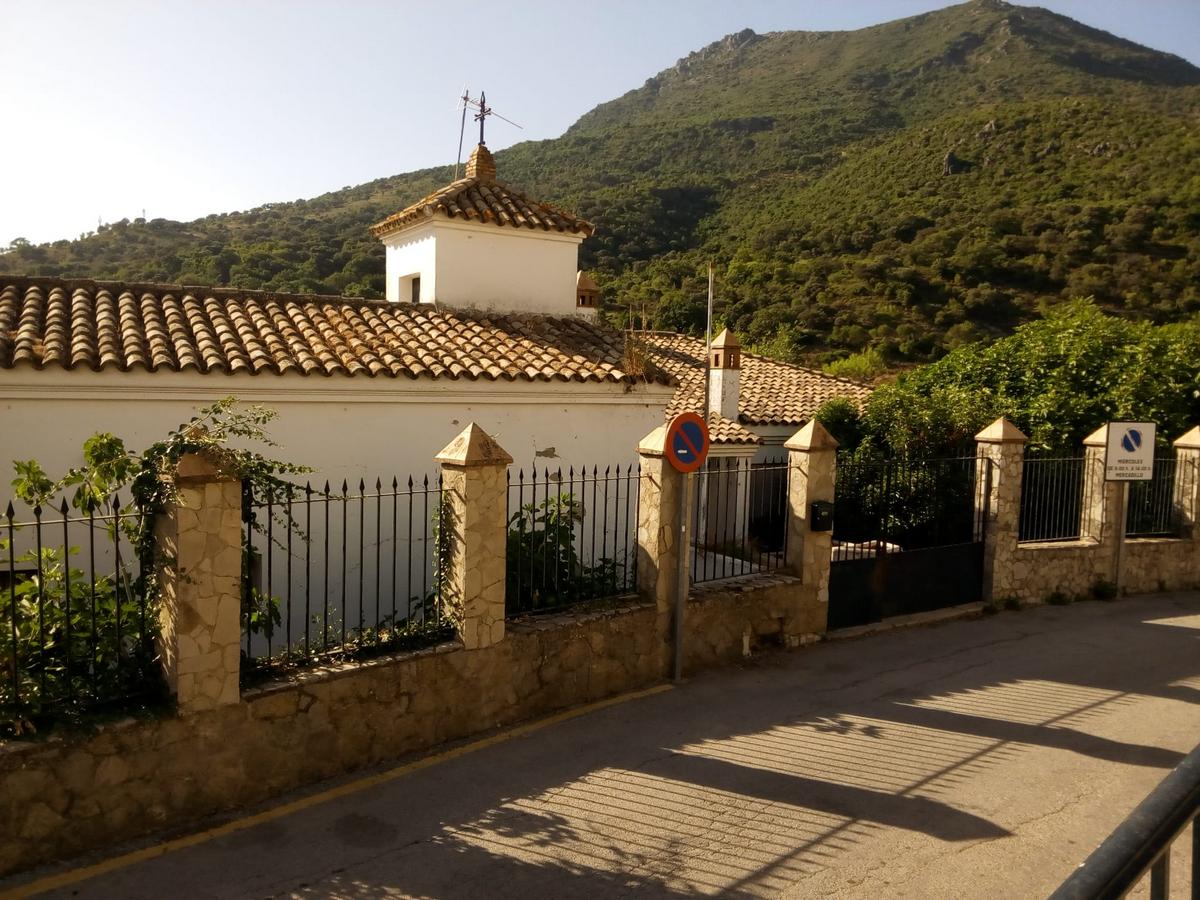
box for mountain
[4,0,1199,368]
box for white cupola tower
[707,328,742,421]
[370,142,596,316]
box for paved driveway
[11,593,1200,899]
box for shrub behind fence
[1126,457,1181,537]
[505,465,639,616]
[832,456,984,559]
[2,498,154,727]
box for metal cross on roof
[454,88,523,180]
[469,91,522,145]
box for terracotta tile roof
[707,412,762,445]
[370,144,593,239]
[636,332,871,427]
[0,276,673,386]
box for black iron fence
[3,498,155,727]
[1051,739,1200,899]
[243,477,451,672]
[832,456,985,560]
[505,464,639,617]
[692,457,789,584]
[1126,456,1182,538]
[1019,457,1089,543]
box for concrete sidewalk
[8,593,1200,899]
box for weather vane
[453,88,523,180]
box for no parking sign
[1105,421,1155,481]
[665,412,710,474]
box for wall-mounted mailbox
[810,500,834,532]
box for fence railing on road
[505,464,639,617]
[692,457,789,584]
[3,498,153,726]
[1019,457,1089,543]
[1050,739,1200,899]
[243,477,451,672]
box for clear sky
[2,0,1197,247]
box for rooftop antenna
[704,261,714,418]
[453,85,470,181]
[453,89,524,179]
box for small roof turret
[711,328,741,349]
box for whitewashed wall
[0,369,674,489]
[382,218,586,316]
[383,224,437,303]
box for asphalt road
[11,592,1200,899]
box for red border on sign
[665,412,711,474]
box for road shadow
[27,593,1200,900]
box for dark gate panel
[829,456,988,629]
[828,543,985,629]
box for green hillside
[4,0,1199,367]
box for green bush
[505,493,626,614]
[4,398,308,733]
[0,540,153,731]
[824,348,888,380]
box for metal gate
[828,456,989,629]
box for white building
[0,140,874,631]
[0,141,868,487]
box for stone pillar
[435,423,513,650]
[975,417,1027,603]
[784,421,837,610]
[1172,427,1200,540]
[636,424,689,615]
[1080,425,1122,548]
[156,452,244,714]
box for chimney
[576,270,600,311]
[708,328,741,421]
[465,143,496,181]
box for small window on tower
[411,276,421,303]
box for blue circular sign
[1121,428,1142,454]
[665,412,710,474]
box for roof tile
[637,332,871,427]
[370,145,593,239]
[0,276,672,389]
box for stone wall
[10,418,1195,877]
[1123,539,1200,595]
[0,569,826,876]
[977,420,1200,604]
[685,574,821,673]
[1002,541,1110,602]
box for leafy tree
[820,300,1200,458]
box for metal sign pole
[1115,481,1129,596]
[663,411,709,684]
[673,471,692,683]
